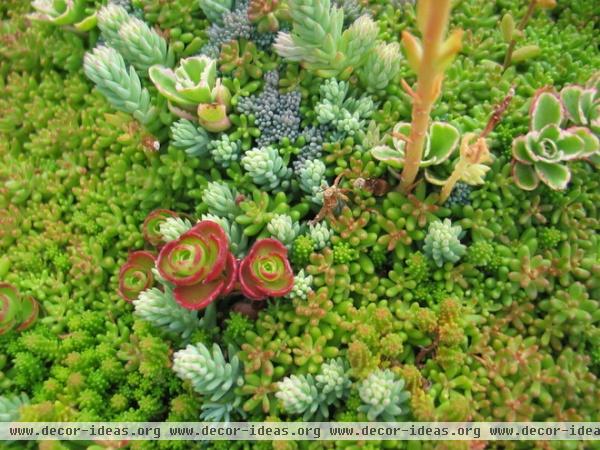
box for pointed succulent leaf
[561,85,586,124]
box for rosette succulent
[512,90,599,190]
[238,238,294,301]
[149,56,232,132]
[0,283,39,335]
[372,122,460,169]
[156,220,236,310]
[117,251,156,302]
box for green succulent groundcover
[1,0,599,447]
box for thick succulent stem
[400,0,454,192]
[502,0,536,72]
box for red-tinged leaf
[142,209,179,246]
[188,220,229,282]
[173,278,225,310]
[16,296,39,332]
[239,256,267,301]
[221,253,238,296]
[0,283,21,327]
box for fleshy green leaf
[149,66,197,108]
[425,122,460,166]
[513,162,539,191]
[531,91,563,131]
[371,145,404,168]
[534,161,570,190]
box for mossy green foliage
[0,0,599,444]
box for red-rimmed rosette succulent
[142,209,179,246]
[118,251,156,302]
[157,220,235,310]
[0,283,39,335]
[238,238,294,301]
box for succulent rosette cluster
[0,283,39,335]
[157,220,238,309]
[120,211,295,310]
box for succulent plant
[248,0,289,32]
[423,219,466,267]
[0,283,39,335]
[83,46,160,129]
[117,251,156,302]
[29,0,86,25]
[173,342,242,401]
[198,0,234,25]
[142,209,180,246]
[358,370,411,421]
[241,146,292,191]
[266,214,300,247]
[156,220,237,309]
[512,90,599,190]
[149,56,232,131]
[238,238,295,300]
[372,122,460,170]
[0,393,29,421]
[133,287,201,340]
[170,119,211,157]
[276,374,321,419]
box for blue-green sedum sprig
[133,288,201,340]
[0,393,29,421]
[97,4,173,73]
[423,219,466,268]
[298,159,327,204]
[357,42,402,92]
[209,134,241,168]
[241,146,292,191]
[316,78,374,137]
[202,182,241,220]
[358,370,410,421]
[173,343,243,402]
[201,214,248,257]
[308,222,332,250]
[159,216,193,243]
[83,46,159,128]
[288,269,313,301]
[171,119,211,157]
[315,358,351,405]
[276,374,322,420]
[266,214,300,248]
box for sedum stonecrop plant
[274,0,401,90]
[3,0,600,432]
